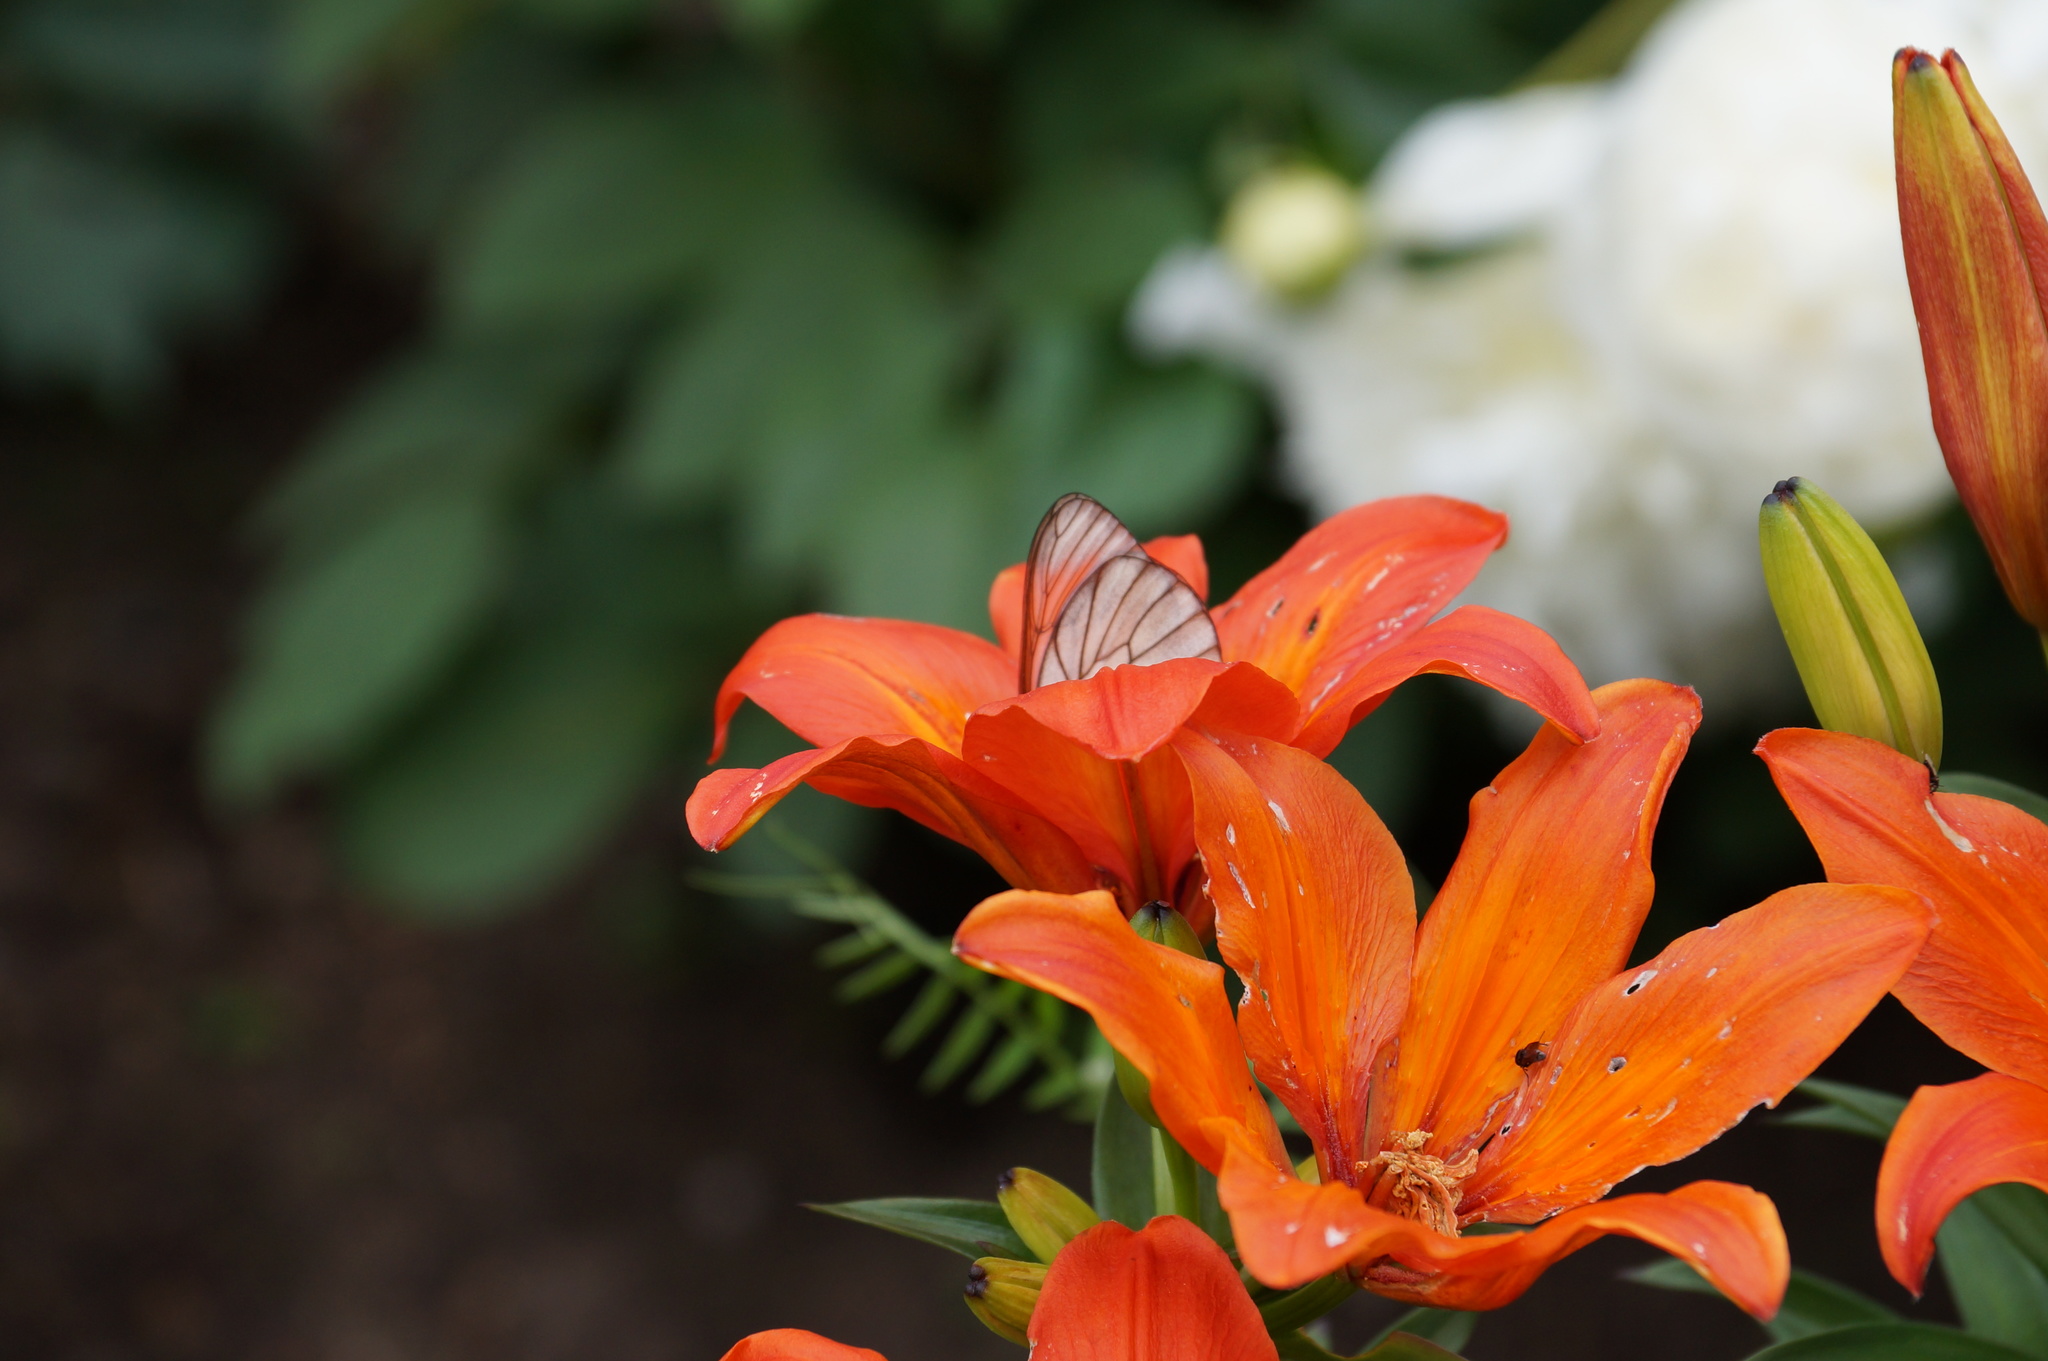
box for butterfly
[1018,493,1221,691]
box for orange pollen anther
[1357,1130,1477,1236]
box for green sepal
[808,1196,1030,1260]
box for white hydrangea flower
[1134,0,2048,702]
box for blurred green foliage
[0,0,281,399]
[2,0,1615,916]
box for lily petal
[1876,1072,2048,1294]
[975,659,1298,763]
[952,889,1284,1173]
[961,662,1299,913]
[1214,497,1502,684]
[1175,728,1413,1173]
[708,615,1015,762]
[1390,680,1700,1156]
[989,535,1211,662]
[1211,498,1594,751]
[1219,1136,1785,1315]
[1759,728,2048,1089]
[1468,884,1930,1220]
[687,736,1099,894]
[1289,606,1598,757]
[1029,1216,1276,1361]
[721,1330,887,1361]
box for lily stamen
[1357,1131,1477,1237]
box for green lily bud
[1114,902,1204,1127]
[964,1257,1045,1344]
[1760,478,1943,767]
[1221,165,1367,303]
[1129,900,1203,957]
[996,1168,1100,1264]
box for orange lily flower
[956,680,1930,1313]
[719,1215,1278,1361]
[689,495,1596,923]
[1894,48,2048,638]
[1759,727,2048,1293]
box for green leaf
[883,976,957,1057]
[966,1030,1041,1103]
[210,495,508,801]
[1626,1259,1896,1342]
[834,950,921,1002]
[1940,772,2048,826]
[1054,365,1256,535]
[444,87,800,328]
[1781,1078,1907,1140]
[255,336,612,546]
[1939,1186,2048,1358]
[987,163,1202,319]
[1370,1309,1475,1354]
[336,623,680,918]
[1259,1275,1356,1335]
[1740,1324,2038,1360]
[1092,1080,1156,1227]
[275,0,446,99]
[11,0,269,118]
[0,129,272,399]
[1360,1335,1468,1361]
[808,1197,1030,1261]
[922,1000,997,1091]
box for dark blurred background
[1,0,2042,1356]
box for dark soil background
[0,245,2005,1361]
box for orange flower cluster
[706,42,2048,1350]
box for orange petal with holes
[1389,680,1700,1154]
[1469,883,1929,1221]
[1289,606,1598,757]
[1029,1216,1275,1361]
[1175,728,1413,1173]
[1212,498,1593,750]
[952,890,1283,1173]
[721,1330,887,1361]
[1214,497,1503,685]
[1877,1072,2048,1294]
[1760,727,2048,1089]
[687,736,1098,895]
[1217,1136,1785,1315]
[989,535,1211,663]
[708,614,1014,762]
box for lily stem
[1158,1132,1201,1221]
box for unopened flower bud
[1129,900,1203,957]
[964,1257,1045,1344]
[1221,165,1367,303]
[1760,478,1942,766]
[996,1168,1099,1264]
[1894,49,2048,646]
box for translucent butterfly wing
[1020,493,1143,689]
[1035,552,1221,687]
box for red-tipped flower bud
[1894,49,2048,643]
